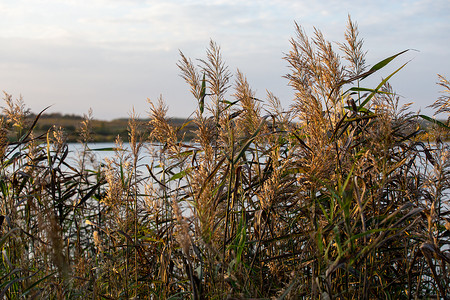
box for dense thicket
[0,18,449,299]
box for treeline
[23,112,197,142]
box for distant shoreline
[19,112,196,143]
[2,111,444,143]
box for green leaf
[333,226,343,256]
[20,272,56,297]
[419,114,450,130]
[346,87,391,95]
[344,114,378,123]
[178,119,194,132]
[233,118,266,164]
[74,181,105,208]
[362,49,410,80]
[344,228,388,246]
[337,49,411,87]
[199,73,206,114]
[358,60,409,110]
[19,106,51,143]
[168,169,190,181]
[0,228,20,250]
[277,280,298,300]
[0,181,8,199]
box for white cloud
[0,0,448,118]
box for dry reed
[0,17,448,299]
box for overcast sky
[0,0,449,120]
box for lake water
[67,142,158,168]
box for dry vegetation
[0,18,449,299]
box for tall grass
[0,18,449,299]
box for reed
[0,17,449,299]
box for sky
[0,0,449,120]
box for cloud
[0,0,448,118]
